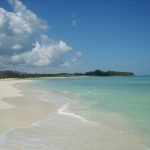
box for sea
[0,76,150,150]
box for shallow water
[0,77,150,150]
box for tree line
[0,70,134,79]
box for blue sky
[0,0,150,75]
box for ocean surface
[0,76,150,150]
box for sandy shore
[0,79,30,110]
[0,79,55,133]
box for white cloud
[72,12,78,28]
[72,19,77,27]
[12,44,22,50]
[11,36,72,67]
[0,0,82,71]
[63,52,82,68]
[0,0,47,55]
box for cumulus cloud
[0,0,81,71]
[0,0,47,55]
[11,36,72,67]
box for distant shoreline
[0,70,134,79]
[0,75,134,80]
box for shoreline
[0,78,149,149]
[0,79,56,133]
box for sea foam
[57,103,98,125]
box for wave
[57,103,98,125]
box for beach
[0,79,55,133]
[0,77,150,150]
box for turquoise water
[1,76,150,150]
[31,76,150,133]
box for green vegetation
[0,70,134,79]
[0,70,29,79]
[84,70,134,76]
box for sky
[0,0,150,75]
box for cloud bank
[0,0,81,71]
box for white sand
[0,79,32,110]
[0,79,56,133]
